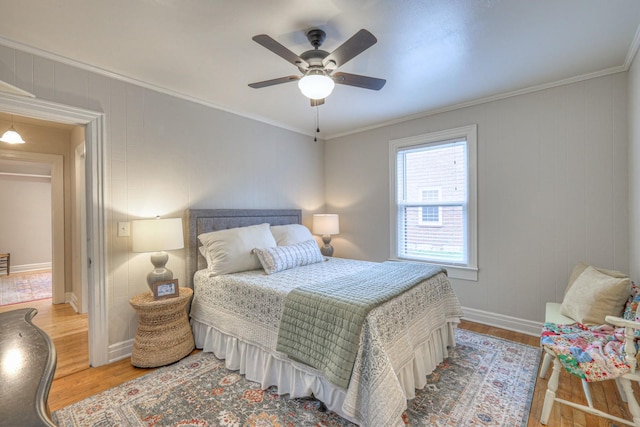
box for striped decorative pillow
[253,239,324,274]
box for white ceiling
[1,0,639,139]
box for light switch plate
[118,222,130,237]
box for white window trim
[389,124,478,281]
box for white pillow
[198,223,276,275]
[198,245,212,266]
[560,265,630,324]
[270,224,314,246]
[253,239,324,274]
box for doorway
[0,149,64,302]
[0,92,108,367]
[0,116,90,376]
[0,157,54,306]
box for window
[389,125,477,280]
[419,187,442,226]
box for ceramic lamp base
[320,235,334,257]
[146,251,174,290]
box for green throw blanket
[276,261,446,389]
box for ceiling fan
[248,28,386,106]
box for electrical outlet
[118,222,130,237]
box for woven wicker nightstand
[129,287,194,368]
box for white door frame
[73,142,88,313]
[0,92,108,367]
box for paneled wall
[629,54,640,281]
[0,39,633,352]
[0,44,325,357]
[326,73,629,331]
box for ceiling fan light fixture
[0,125,26,144]
[298,70,335,100]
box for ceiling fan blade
[252,34,309,69]
[310,98,325,107]
[248,75,300,89]
[332,72,386,90]
[323,29,377,69]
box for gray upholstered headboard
[184,208,302,288]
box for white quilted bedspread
[190,258,463,426]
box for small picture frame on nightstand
[152,279,179,300]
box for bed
[185,208,464,427]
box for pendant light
[0,117,26,144]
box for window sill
[388,257,478,281]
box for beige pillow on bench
[564,261,627,297]
[560,265,630,325]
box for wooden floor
[2,297,635,426]
[461,321,635,427]
[0,297,89,380]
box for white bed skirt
[191,319,457,426]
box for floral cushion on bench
[541,322,630,382]
[622,281,640,322]
[541,281,640,382]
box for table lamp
[313,214,340,257]
[132,217,184,290]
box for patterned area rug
[0,270,52,306]
[53,329,540,427]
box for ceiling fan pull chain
[314,105,320,142]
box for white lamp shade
[132,218,184,253]
[298,71,335,99]
[0,126,26,144]
[313,214,340,235]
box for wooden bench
[0,308,57,426]
[539,302,625,408]
[543,302,574,324]
[539,303,574,378]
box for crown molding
[625,23,640,70]
[1,23,638,143]
[0,35,312,138]
[326,65,627,140]
[0,79,34,98]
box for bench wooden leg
[541,349,593,407]
[581,379,593,408]
[541,354,561,425]
[619,378,640,427]
[616,378,629,403]
[540,352,552,378]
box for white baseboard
[462,306,543,337]
[11,262,52,273]
[67,292,79,312]
[109,339,134,364]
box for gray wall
[1,39,635,351]
[629,52,640,282]
[0,45,325,351]
[326,73,629,330]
